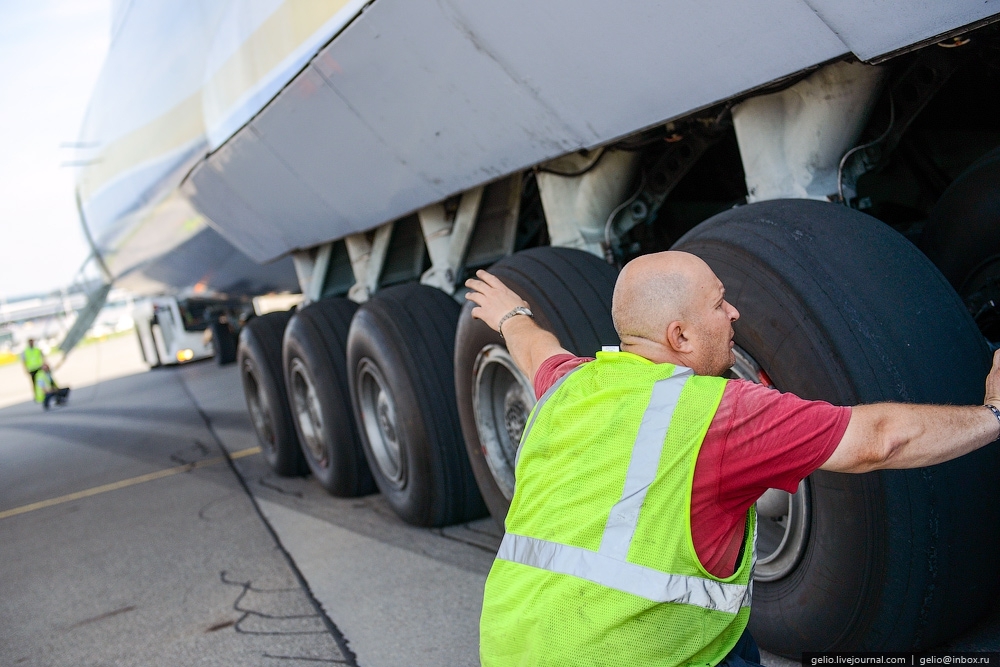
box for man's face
[684,273,739,376]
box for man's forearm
[828,403,1000,473]
[500,315,567,383]
[879,403,999,469]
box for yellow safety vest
[481,351,755,667]
[34,369,54,403]
[22,346,44,372]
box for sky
[0,0,110,301]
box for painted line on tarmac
[0,446,262,521]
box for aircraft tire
[347,283,486,526]
[238,310,306,477]
[674,198,1000,654]
[283,298,375,496]
[920,146,1000,341]
[454,247,619,527]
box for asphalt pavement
[0,354,350,666]
[177,356,500,667]
[0,336,498,667]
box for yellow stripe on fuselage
[77,90,204,203]
[203,0,351,129]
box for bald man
[467,251,1000,667]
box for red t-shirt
[533,354,851,578]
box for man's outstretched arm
[464,270,570,382]
[822,349,1000,473]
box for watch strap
[986,404,1000,439]
[498,306,533,339]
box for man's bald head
[611,251,739,375]
[612,251,711,341]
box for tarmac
[0,334,495,666]
[0,338,350,665]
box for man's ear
[665,320,692,353]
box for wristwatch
[986,404,1000,440]
[498,306,533,339]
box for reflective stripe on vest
[497,531,753,614]
[499,366,754,613]
[600,367,692,559]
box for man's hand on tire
[465,270,531,333]
[464,270,570,380]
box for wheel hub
[728,345,810,581]
[473,345,535,500]
[503,386,530,448]
[290,358,326,466]
[243,363,275,448]
[376,391,398,444]
[357,360,405,488]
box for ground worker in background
[465,250,1000,667]
[20,338,45,394]
[34,363,69,410]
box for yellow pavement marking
[0,446,262,521]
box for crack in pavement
[257,475,305,498]
[176,373,358,666]
[170,440,211,465]
[221,572,328,637]
[217,571,350,663]
[197,493,239,521]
